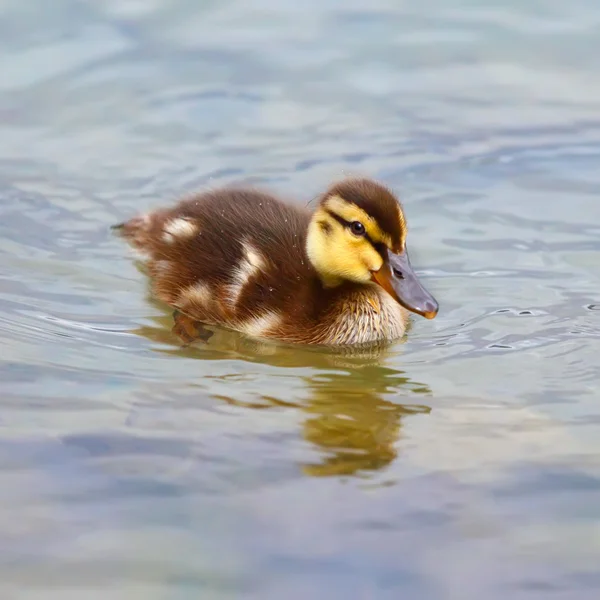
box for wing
[115,188,314,324]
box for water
[1,0,600,598]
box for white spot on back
[240,311,281,338]
[181,282,212,306]
[242,241,265,271]
[155,260,172,273]
[163,217,197,243]
[229,240,267,306]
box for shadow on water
[133,310,433,478]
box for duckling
[113,177,438,346]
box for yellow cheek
[343,238,384,276]
[360,245,383,272]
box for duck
[113,177,438,346]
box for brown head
[306,178,438,319]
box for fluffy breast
[324,286,408,345]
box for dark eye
[350,221,365,236]
[392,267,404,280]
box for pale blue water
[1,1,600,598]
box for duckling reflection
[133,311,432,477]
[299,365,430,477]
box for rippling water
[1,1,600,598]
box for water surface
[1,1,600,598]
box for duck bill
[371,248,439,319]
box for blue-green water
[1,1,600,598]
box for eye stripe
[324,208,348,228]
[324,209,377,246]
[323,196,394,247]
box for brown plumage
[114,177,438,346]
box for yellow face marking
[324,195,393,248]
[306,207,384,286]
[397,204,407,250]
